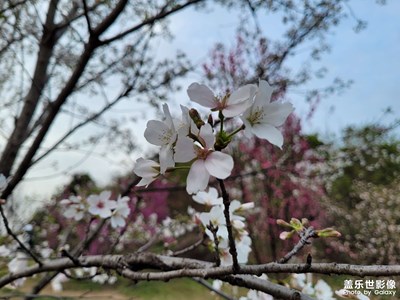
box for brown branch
[1,1,129,200]
[1,253,400,290]
[218,179,239,272]
[0,205,42,266]
[99,0,204,45]
[278,227,316,264]
[224,274,314,300]
[172,236,204,257]
[191,278,237,300]
[28,219,107,298]
[82,0,93,34]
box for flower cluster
[192,187,254,265]
[133,80,293,194]
[60,191,131,228]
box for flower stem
[218,179,240,272]
[227,124,245,138]
[219,111,224,133]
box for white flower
[187,82,256,118]
[229,200,254,221]
[7,252,28,287]
[240,289,273,300]
[199,205,226,229]
[175,105,198,136]
[87,191,117,218]
[192,187,223,206]
[236,235,252,263]
[133,158,160,187]
[51,273,68,292]
[212,279,223,291]
[144,104,177,174]
[60,195,85,221]
[174,123,234,194]
[218,231,252,265]
[314,279,335,300]
[241,80,294,148]
[110,195,131,228]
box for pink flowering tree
[0,2,398,299]
[1,79,399,300]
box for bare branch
[0,205,42,266]
[218,179,239,272]
[2,253,400,292]
[278,227,317,264]
[99,0,204,45]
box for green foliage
[328,124,400,207]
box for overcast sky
[18,0,400,203]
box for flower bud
[290,218,303,231]
[189,108,205,129]
[276,219,292,228]
[316,228,341,238]
[279,230,295,240]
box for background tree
[0,0,366,201]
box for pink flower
[187,82,256,118]
[110,195,131,228]
[87,191,117,218]
[174,123,233,194]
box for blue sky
[19,0,400,199]
[165,0,400,137]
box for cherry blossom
[60,195,85,221]
[7,251,28,287]
[87,191,116,218]
[187,82,256,118]
[174,123,234,194]
[144,104,177,174]
[219,234,252,265]
[51,273,68,292]
[241,80,294,148]
[110,195,131,228]
[133,158,160,187]
[314,279,335,300]
[192,187,223,206]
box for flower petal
[261,102,294,127]
[186,160,210,194]
[133,158,159,178]
[199,123,215,148]
[174,136,196,162]
[162,103,175,130]
[187,83,217,108]
[228,84,256,105]
[159,145,174,174]
[251,123,284,148]
[144,120,170,146]
[223,102,252,118]
[254,79,273,106]
[204,152,233,179]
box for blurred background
[0,0,399,298]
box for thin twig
[0,205,42,266]
[278,227,316,264]
[218,179,239,272]
[172,236,204,257]
[208,224,221,266]
[82,0,93,34]
[191,277,237,300]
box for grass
[3,277,228,300]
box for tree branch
[2,253,400,290]
[99,0,204,45]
